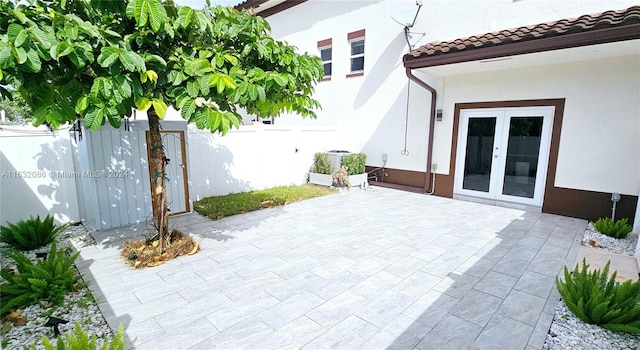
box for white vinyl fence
[0,123,339,230]
[188,123,339,200]
[0,125,80,225]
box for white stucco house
[236,0,639,232]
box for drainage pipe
[405,67,436,194]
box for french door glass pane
[502,117,544,198]
[463,118,496,192]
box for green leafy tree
[0,91,31,123]
[0,0,323,250]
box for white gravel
[544,301,639,350]
[1,224,113,349]
[543,224,640,350]
[581,223,638,256]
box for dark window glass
[320,48,332,61]
[463,117,497,192]
[351,40,364,55]
[502,116,544,198]
[351,57,364,72]
[323,63,332,76]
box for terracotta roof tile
[406,6,640,60]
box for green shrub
[342,153,367,175]
[0,241,81,314]
[556,259,640,334]
[592,217,632,239]
[0,215,68,250]
[310,152,331,174]
[33,322,125,350]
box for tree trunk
[147,107,168,252]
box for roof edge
[404,22,640,69]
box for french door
[454,107,554,206]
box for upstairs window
[318,38,332,80]
[347,29,365,77]
[350,40,364,72]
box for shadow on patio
[76,187,585,349]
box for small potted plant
[308,152,333,186]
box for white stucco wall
[433,55,640,196]
[260,0,639,173]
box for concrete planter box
[348,173,368,189]
[309,172,333,187]
[309,172,368,189]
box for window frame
[347,29,365,77]
[317,38,333,81]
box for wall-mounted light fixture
[611,192,621,220]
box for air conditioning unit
[327,150,351,173]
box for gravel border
[1,224,114,349]
[543,224,640,349]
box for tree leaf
[84,107,104,130]
[107,111,121,128]
[12,9,27,24]
[248,84,257,101]
[28,26,52,49]
[14,30,28,47]
[25,49,41,72]
[256,85,265,102]
[0,47,13,68]
[223,54,238,66]
[63,22,79,40]
[135,97,152,111]
[207,109,220,131]
[114,76,132,98]
[271,73,287,87]
[180,99,196,120]
[75,96,89,113]
[220,115,230,135]
[7,24,24,41]
[97,47,120,67]
[13,47,27,64]
[186,80,199,98]
[220,75,237,89]
[144,54,166,68]
[151,98,167,118]
[177,6,193,29]
[119,51,145,72]
[133,0,167,32]
[51,42,73,59]
[146,70,158,84]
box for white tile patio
[77,186,585,349]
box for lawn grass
[193,184,337,220]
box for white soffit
[417,39,640,77]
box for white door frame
[454,106,554,207]
[146,130,190,216]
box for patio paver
[77,186,585,349]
